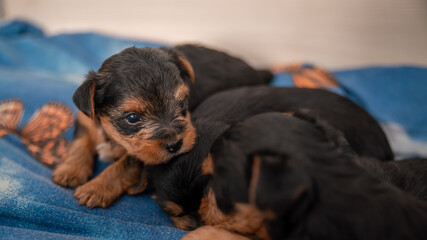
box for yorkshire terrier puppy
[51,45,272,208]
[184,112,426,240]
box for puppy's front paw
[52,162,92,188]
[74,180,116,208]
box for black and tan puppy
[186,112,427,240]
[146,86,394,230]
[51,45,272,208]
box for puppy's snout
[165,139,183,154]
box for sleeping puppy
[146,86,394,230]
[192,86,393,160]
[186,112,427,240]
[51,44,272,208]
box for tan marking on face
[178,56,195,83]
[199,188,226,225]
[163,201,184,216]
[201,153,214,175]
[174,84,189,101]
[99,112,196,165]
[170,215,198,231]
[249,155,261,205]
[220,204,266,235]
[118,97,146,113]
[198,188,268,238]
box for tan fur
[171,216,199,231]
[178,56,195,83]
[52,111,101,188]
[89,80,96,118]
[199,188,226,225]
[127,169,149,195]
[99,112,196,165]
[249,155,261,205]
[73,155,143,208]
[118,97,146,113]
[201,154,214,175]
[182,226,250,240]
[198,188,269,239]
[175,85,189,101]
[163,201,184,216]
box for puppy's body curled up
[52,44,272,208]
[197,113,427,240]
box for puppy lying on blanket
[51,44,272,208]
[183,112,427,240]
[192,86,393,161]
[146,86,394,230]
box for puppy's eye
[125,113,142,124]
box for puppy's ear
[255,153,313,218]
[294,109,355,156]
[73,71,96,119]
[161,47,195,83]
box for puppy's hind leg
[52,111,98,188]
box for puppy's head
[210,112,352,238]
[73,47,196,164]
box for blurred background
[1,0,426,69]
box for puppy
[146,86,394,230]
[51,44,272,208]
[195,112,427,240]
[192,86,393,161]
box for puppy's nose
[165,139,183,154]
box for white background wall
[2,0,427,69]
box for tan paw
[74,180,117,208]
[52,162,92,188]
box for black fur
[354,157,427,200]
[175,44,273,110]
[193,86,393,160]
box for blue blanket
[1,20,426,239]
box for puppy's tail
[256,69,274,84]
